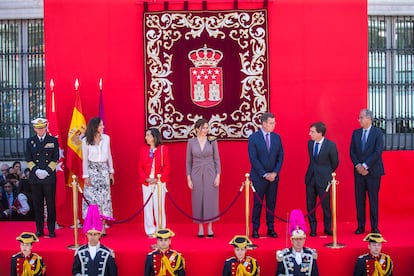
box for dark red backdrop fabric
[43,0,414,228]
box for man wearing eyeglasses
[350,109,384,235]
[0,163,9,185]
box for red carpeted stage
[1,218,412,275]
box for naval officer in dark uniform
[25,118,59,238]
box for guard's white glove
[35,169,49,179]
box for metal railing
[0,19,45,160]
[369,16,414,150]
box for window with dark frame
[369,15,414,150]
[0,19,45,160]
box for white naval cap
[31,118,48,129]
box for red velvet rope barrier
[166,188,243,223]
[80,184,329,225]
[252,188,330,223]
[81,190,155,224]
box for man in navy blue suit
[248,112,284,238]
[305,122,339,237]
[350,109,384,235]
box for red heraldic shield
[188,45,223,108]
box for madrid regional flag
[66,82,86,187]
[47,82,66,207]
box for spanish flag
[66,80,86,187]
[47,80,67,207]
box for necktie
[40,137,43,142]
[362,130,367,151]
[8,193,13,217]
[8,193,13,207]
[313,142,319,158]
[265,133,270,151]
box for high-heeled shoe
[207,225,214,237]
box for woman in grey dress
[186,118,221,237]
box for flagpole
[98,77,106,132]
[156,174,162,230]
[49,79,66,229]
[50,79,55,112]
[66,77,86,230]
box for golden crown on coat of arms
[188,44,223,67]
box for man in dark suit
[350,109,384,234]
[1,180,18,219]
[248,112,284,238]
[0,163,9,186]
[305,122,339,237]
[25,118,59,238]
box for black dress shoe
[267,229,278,238]
[49,232,56,238]
[354,228,365,235]
[324,230,333,236]
[309,231,317,237]
[207,234,214,238]
[371,228,380,233]
[252,230,259,239]
[197,234,204,238]
[35,231,44,237]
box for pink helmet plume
[288,209,307,235]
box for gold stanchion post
[325,172,345,248]
[242,173,256,237]
[68,175,80,250]
[156,174,162,230]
